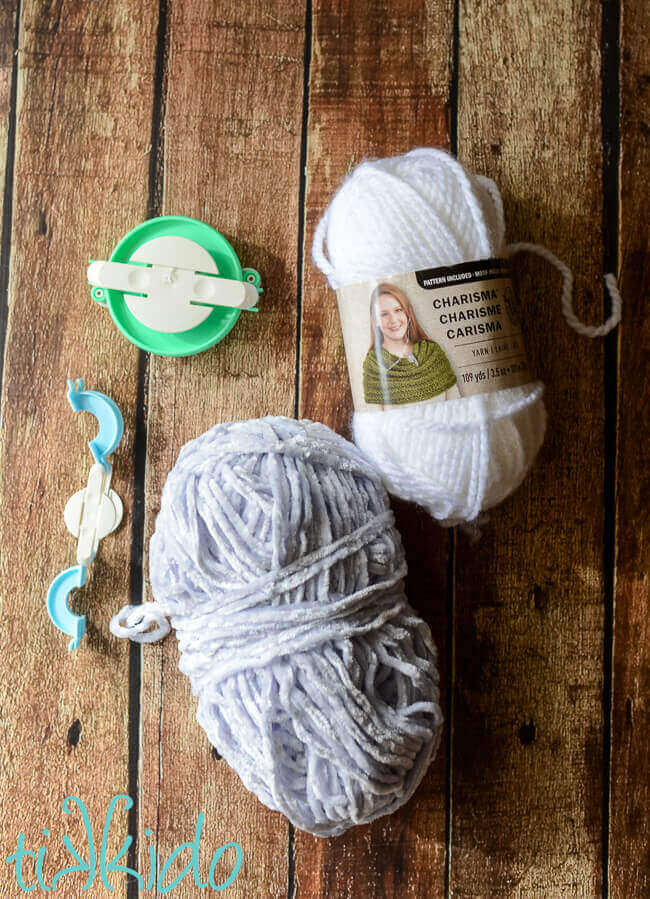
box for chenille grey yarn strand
[110,417,442,837]
[312,148,621,524]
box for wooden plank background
[0,0,646,896]
[452,2,609,894]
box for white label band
[336,258,532,412]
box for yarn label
[335,258,531,411]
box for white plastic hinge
[87,235,258,334]
[64,463,123,567]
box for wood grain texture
[610,0,649,894]
[0,0,158,892]
[137,1,306,893]
[452,1,608,895]
[1,0,646,895]
[0,0,17,235]
[296,1,454,895]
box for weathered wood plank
[0,0,17,236]
[297,1,453,895]
[137,1,306,893]
[451,1,608,894]
[610,0,649,893]
[0,0,158,892]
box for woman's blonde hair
[369,283,429,353]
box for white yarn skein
[110,417,443,837]
[312,148,621,524]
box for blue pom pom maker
[46,379,124,650]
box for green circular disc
[104,216,243,357]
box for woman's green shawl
[362,339,457,406]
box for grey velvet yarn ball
[112,416,443,837]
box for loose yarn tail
[506,242,622,338]
[110,602,171,643]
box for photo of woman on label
[363,283,459,406]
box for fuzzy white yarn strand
[110,417,443,837]
[312,148,621,524]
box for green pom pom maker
[88,215,262,357]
